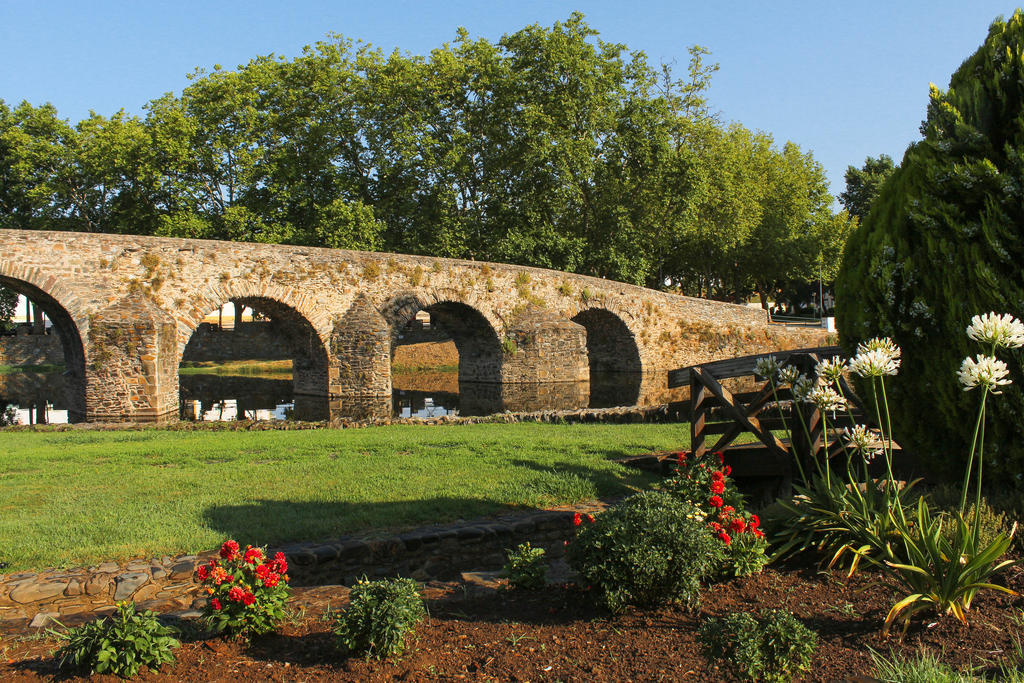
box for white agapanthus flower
[816,357,846,384]
[777,365,802,386]
[966,312,1024,350]
[958,354,1013,394]
[843,424,881,461]
[856,336,902,361]
[754,356,781,382]
[807,385,847,411]
[791,374,815,402]
[848,348,901,378]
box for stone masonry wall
[0,228,817,420]
[0,334,63,366]
[181,322,291,362]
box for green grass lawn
[0,422,690,572]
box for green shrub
[502,542,548,590]
[566,490,724,613]
[334,577,425,660]
[699,609,817,683]
[658,451,769,578]
[54,601,179,678]
[835,10,1024,489]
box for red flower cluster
[572,512,596,527]
[195,540,291,636]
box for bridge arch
[383,291,503,384]
[179,294,332,405]
[571,306,642,405]
[0,263,87,421]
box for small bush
[658,451,768,578]
[699,609,817,683]
[334,577,425,660]
[54,601,179,679]
[567,491,724,613]
[503,542,548,590]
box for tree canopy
[0,13,850,299]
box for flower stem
[960,390,988,516]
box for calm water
[0,370,648,425]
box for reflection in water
[1,368,671,424]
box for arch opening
[388,297,504,417]
[179,297,330,421]
[0,278,86,423]
[571,307,642,407]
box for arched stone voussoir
[178,282,331,356]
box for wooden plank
[668,345,842,387]
[693,368,789,459]
[691,374,709,458]
[709,381,779,453]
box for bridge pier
[500,310,590,384]
[329,295,392,400]
[84,296,179,422]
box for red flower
[573,512,582,527]
[242,591,256,606]
[211,598,221,611]
[753,528,765,539]
[709,522,722,532]
[676,451,687,465]
[709,495,723,508]
[712,470,724,481]
[710,480,725,494]
[272,552,288,574]
[721,505,735,515]
[219,540,240,560]
[716,451,724,464]
[723,465,732,476]
[748,514,760,529]
[729,518,746,533]
[263,573,280,588]
[196,564,209,581]
[717,530,732,546]
[586,514,595,523]
[243,546,264,565]
[228,586,246,603]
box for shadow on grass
[201,496,530,550]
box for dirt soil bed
[3,554,1022,682]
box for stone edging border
[0,500,614,626]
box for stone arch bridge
[0,229,800,422]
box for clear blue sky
[0,1,1017,199]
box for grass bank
[0,364,63,374]
[178,359,293,377]
[0,422,689,572]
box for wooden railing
[669,346,881,477]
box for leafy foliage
[333,577,425,660]
[566,490,724,613]
[657,450,768,577]
[0,287,16,332]
[698,609,817,683]
[0,13,849,298]
[839,154,897,221]
[502,542,548,590]
[835,10,1024,487]
[53,601,179,679]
